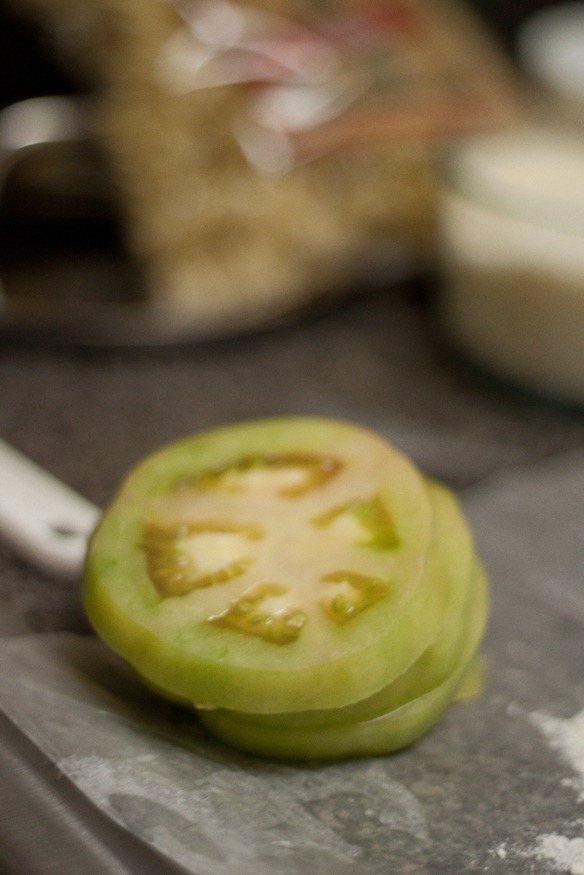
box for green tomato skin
[199,662,462,761]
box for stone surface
[1,284,584,873]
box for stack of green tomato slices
[84,417,488,760]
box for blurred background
[0,0,553,107]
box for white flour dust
[492,705,584,873]
[528,706,584,874]
[530,708,584,801]
[534,835,584,875]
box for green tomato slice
[84,415,489,758]
[84,417,441,713]
[199,562,488,760]
[215,477,478,731]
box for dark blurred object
[0,3,76,108]
[0,94,154,345]
[465,0,564,54]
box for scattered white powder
[529,707,584,874]
[494,843,508,859]
[531,707,584,801]
[533,835,584,875]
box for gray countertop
[1,281,584,874]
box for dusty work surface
[1,284,584,874]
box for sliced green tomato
[199,563,488,760]
[83,416,489,759]
[220,479,477,730]
[84,417,441,713]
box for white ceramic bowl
[439,122,584,405]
